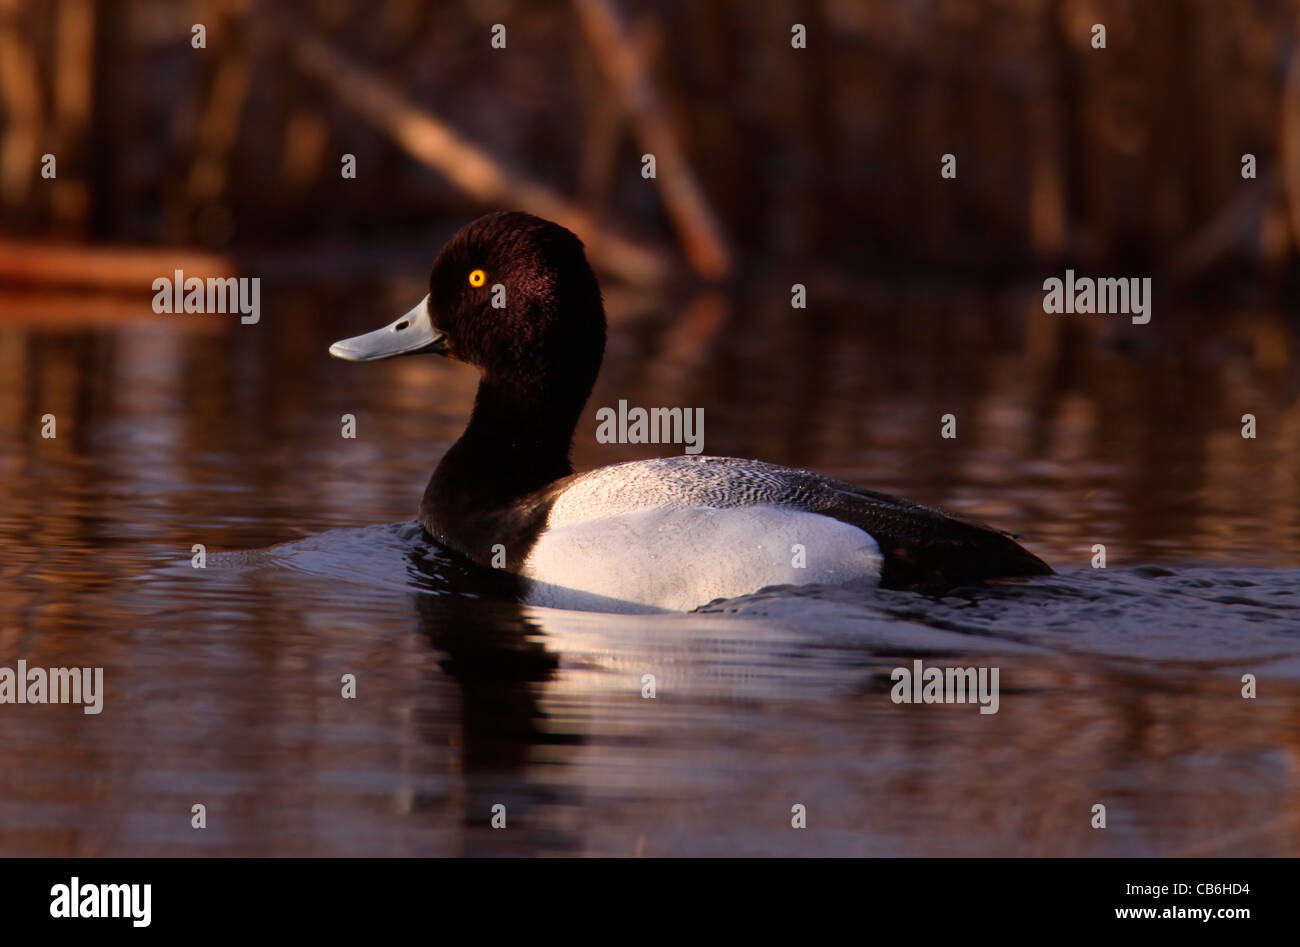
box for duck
[330,211,1052,613]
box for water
[2,283,1298,856]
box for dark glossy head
[330,212,606,411]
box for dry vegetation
[0,0,1298,289]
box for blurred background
[2,0,1300,859]
[4,0,1300,282]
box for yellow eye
[468,269,486,287]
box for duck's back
[514,456,1050,611]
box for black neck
[423,376,583,516]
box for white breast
[521,502,882,614]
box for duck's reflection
[385,538,1300,858]
[405,544,580,855]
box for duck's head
[329,211,606,409]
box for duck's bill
[328,295,447,361]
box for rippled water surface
[2,285,1298,856]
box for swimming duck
[330,212,1052,613]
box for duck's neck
[422,376,583,521]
